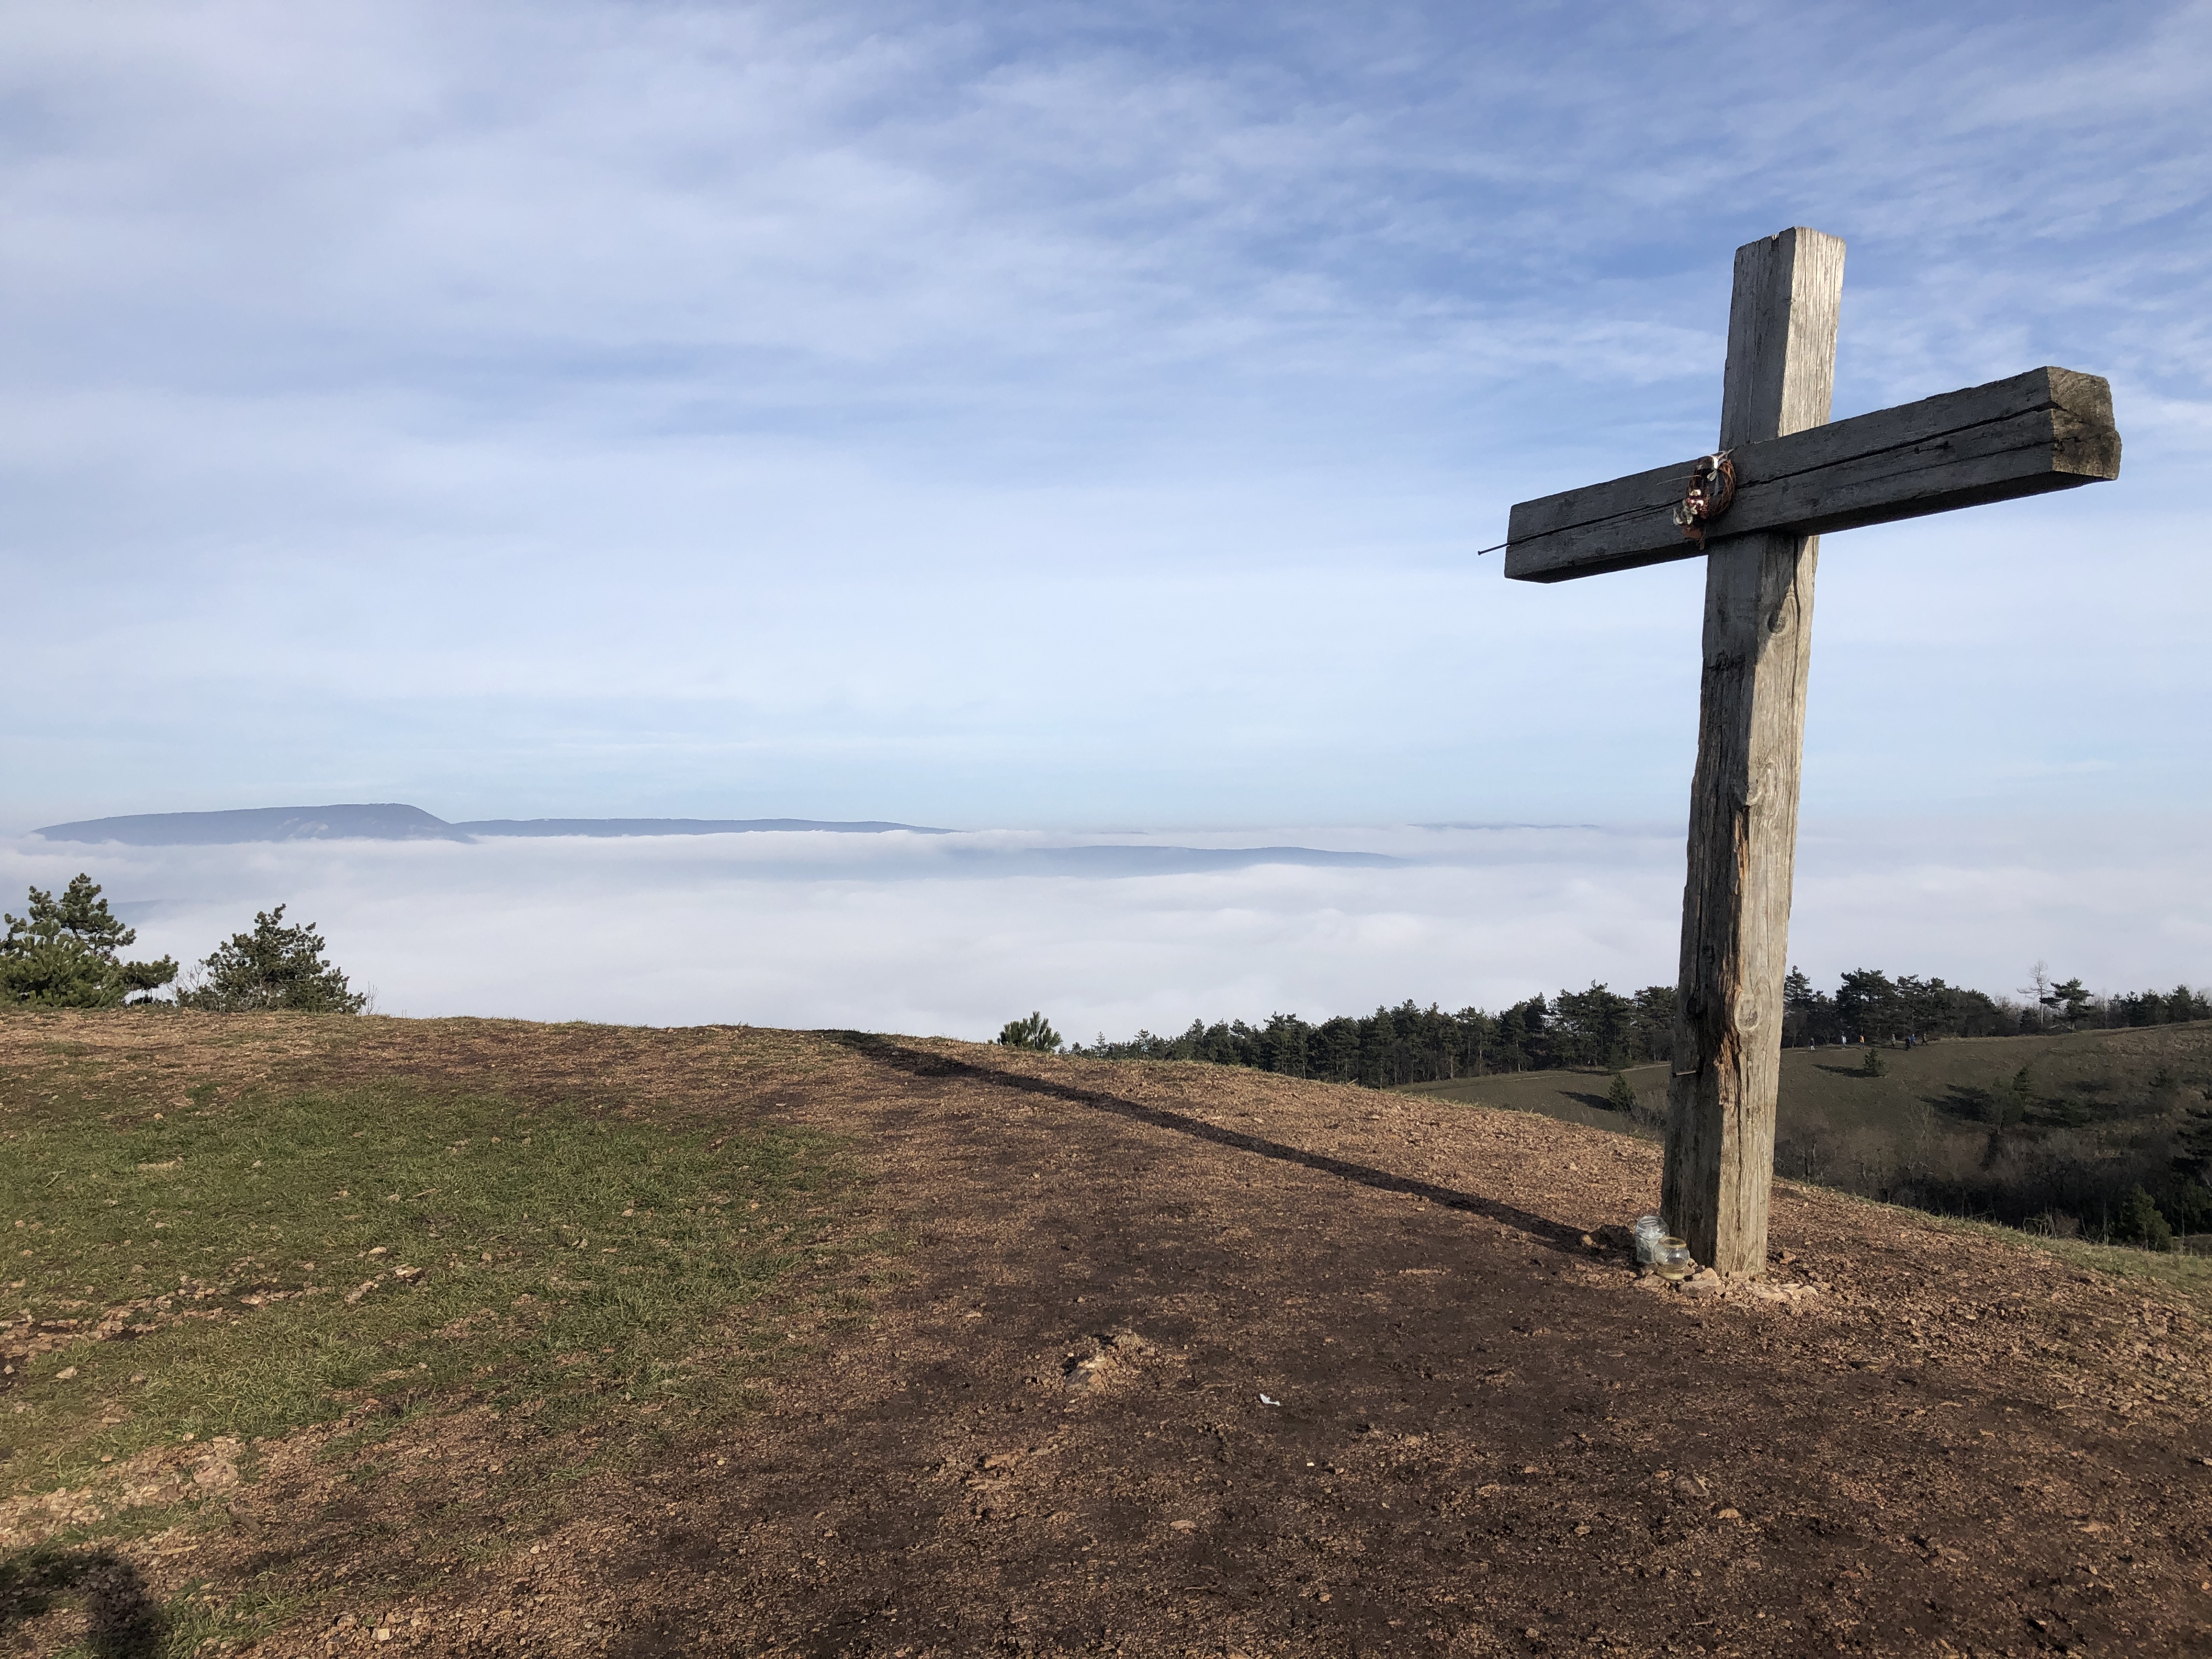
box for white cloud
[7,816,2203,1038]
[1,0,2205,839]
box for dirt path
[407,1029,2211,1657]
[11,1017,2212,1656]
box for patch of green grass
[2,1080,865,1493]
[151,1576,309,1659]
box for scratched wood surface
[1503,365,2120,583]
[1659,227,1843,1276]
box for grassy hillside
[8,1011,2212,1656]
[0,1014,890,1656]
[1399,1019,2212,1242]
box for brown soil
[9,1014,2212,1657]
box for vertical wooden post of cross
[1503,227,2119,1265]
[1661,228,1847,1274]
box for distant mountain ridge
[32,804,953,845]
[27,805,1406,873]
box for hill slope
[1403,1021,2212,1131]
[1402,1021,2212,1241]
[4,1012,2209,1655]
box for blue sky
[5,0,2209,831]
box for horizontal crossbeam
[1503,366,2120,583]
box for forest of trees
[1068,967,2211,1090]
[1068,984,1677,1087]
[1784,965,2210,1047]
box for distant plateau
[24,804,1402,873]
[30,804,950,845]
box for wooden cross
[1503,227,2121,1274]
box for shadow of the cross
[823,1033,1591,1256]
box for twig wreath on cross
[1501,228,2121,1275]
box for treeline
[1784,966,2211,1046]
[1069,984,1680,1088]
[1069,965,2211,1091]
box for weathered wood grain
[1503,365,2120,583]
[1660,227,1843,1276]
[1507,224,2125,1273]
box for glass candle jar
[1653,1237,1694,1280]
[1633,1214,1666,1265]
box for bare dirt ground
[8,1014,2212,1657]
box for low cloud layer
[6,818,2202,1040]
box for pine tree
[1837,969,1903,1042]
[2045,977,2094,1023]
[996,1012,1062,1052]
[178,906,366,1013]
[1606,1072,1638,1113]
[1784,967,1814,1011]
[2114,1186,2174,1251]
[0,874,177,1008]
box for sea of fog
[3,820,2206,1040]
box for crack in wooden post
[1502,228,2119,1274]
[1660,229,1842,1273]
